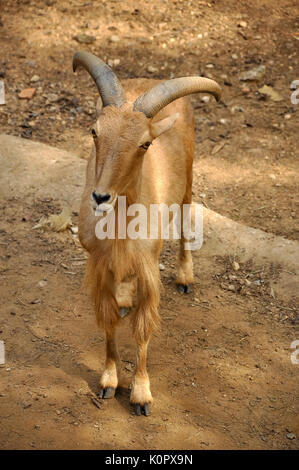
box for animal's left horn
[133,76,221,118]
[73,51,126,108]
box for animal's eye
[140,141,151,150]
[91,128,98,139]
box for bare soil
[0,0,298,450]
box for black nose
[92,191,111,205]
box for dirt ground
[0,0,298,450]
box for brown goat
[73,51,221,416]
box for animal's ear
[150,112,179,138]
[96,97,103,117]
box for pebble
[232,261,240,271]
[219,118,228,125]
[46,93,59,102]
[242,87,250,94]
[147,65,158,73]
[108,59,120,68]
[201,96,210,103]
[238,21,247,28]
[284,114,291,120]
[159,263,165,271]
[18,88,36,100]
[109,35,120,43]
[73,34,96,44]
[228,284,235,291]
[70,226,78,234]
[286,433,296,440]
[0,80,5,105]
[239,65,266,81]
[30,75,40,83]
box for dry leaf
[258,85,283,102]
[33,207,72,232]
[212,141,225,155]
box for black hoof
[98,387,116,399]
[119,307,128,318]
[133,403,150,416]
[177,283,190,294]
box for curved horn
[73,51,126,108]
[133,77,221,118]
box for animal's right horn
[73,51,126,109]
[134,76,221,118]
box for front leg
[130,339,153,416]
[99,325,119,398]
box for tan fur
[79,78,195,409]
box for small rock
[206,63,214,69]
[147,65,158,73]
[228,274,237,281]
[238,21,247,28]
[109,35,120,43]
[253,280,261,286]
[18,88,36,100]
[201,96,210,103]
[232,261,240,271]
[73,34,96,44]
[46,93,59,102]
[219,118,228,125]
[228,284,235,292]
[242,87,250,94]
[286,433,296,440]
[108,58,120,67]
[23,402,32,409]
[159,263,165,271]
[231,53,238,60]
[239,65,266,81]
[38,280,47,288]
[0,80,5,105]
[245,279,251,286]
[284,113,291,120]
[26,60,36,67]
[269,173,276,180]
[30,75,40,83]
[70,226,78,234]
